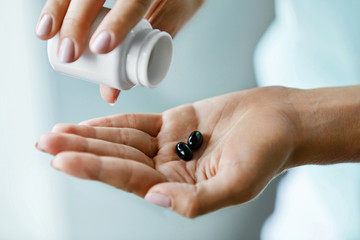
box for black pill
[175,142,193,161]
[187,131,203,150]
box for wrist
[286,86,360,168]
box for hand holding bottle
[35,0,204,103]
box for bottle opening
[146,35,172,87]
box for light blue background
[0,1,275,239]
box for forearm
[287,85,360,168]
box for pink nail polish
[36,14,53,36]
[145,192,171,208]
[90,31,112,53]
[59,38,75,63]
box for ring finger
[52,151,166,197]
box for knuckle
[114,163,133,192]
[124,114,138,128]
[183,200,200,219]
[44,0,65,12]
[63,13,88,29]
[115,144,128,160]
[56,152,74,166]
[49,133,65,146]
[61,8,91,32]
[149,137,158,157]
[44,132,63,144]
[179,190,201,218]
[56,152,87,176]
[104,117,113,127]
[101,18,121,29]
[82,158,100,181]
[52,0,69,8]
[120,128,130,145]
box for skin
[36,86,360,218]
[35,0,204,104]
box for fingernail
[108,90,120,106]
[91,31,112,53]
[36,14,53,36]
[51,159,61,171]
[59,38,75,63]
[113,90,121,103]
[35,141,46,152]
[145,192,171,208]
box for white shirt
[254,0,360,239]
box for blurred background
[0,0,276,239]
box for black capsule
[187,131,203,150]
[175,142,193,161]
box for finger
[144,0,167,20]
[100,85,120,104]
[52,123,158,157]
[57,0,105,62]
[80,113,162,137]
[37,132,154,167]
[145,0,205,38]
[145,169,252,218]
[89,0,154,54]
[36,0,71,39]
[52,151,166,197]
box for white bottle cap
[126,29,172,88]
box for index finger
[89,0,155,53]
[80,113,162,137]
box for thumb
[144,170,253,218]
[100,85,120,104]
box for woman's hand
[36,85,360,217]
[35,0,204,103]
[36,87,300,218]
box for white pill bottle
[48,7,173,90]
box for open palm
[37,88,296,218]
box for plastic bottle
[47,7,173,90]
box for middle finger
[58,0,105,62]
[37,132,154,167]
[52,123,158,157]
